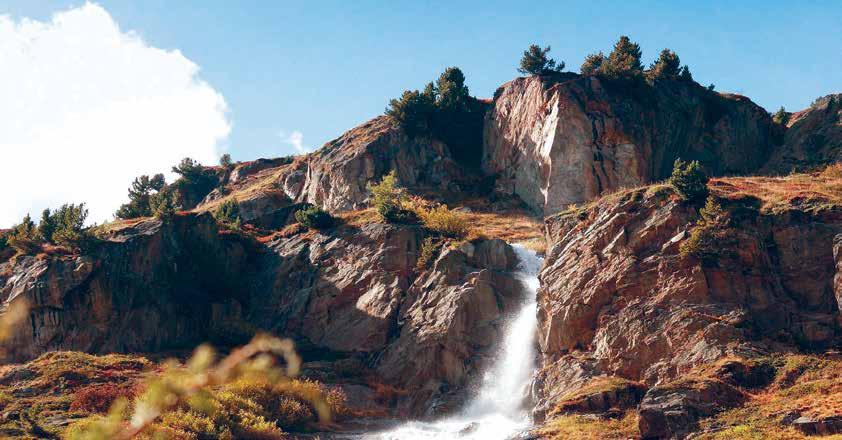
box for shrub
[772,106,790,125]
[150,191,179,220]
[648,48,682,80]
[116,174,167,219]
[435,67,471,113]
[680,196,733,263]
[219,153,233,168]
[580,52,605,75]
[385,89,436,137]
[171,157,219,209]
[679,65,693,81]
[668,159,709,202]
[294,205,334,230]
[518,44,565,76]
[38,208,57,243]
[71,383,136,414]
[417,204,471,238]
[214,199,242,230]
[416,236,440,271]
[7,214,41,254]
[50,203,92,251]
[368,171,414,223]
[600,36,643,78]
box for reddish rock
[483,75,780,214]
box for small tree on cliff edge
[601,36,643,78]
[669,159,709,202]
[518,44,565,76]
[648,48,681,80]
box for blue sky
[5,0,841,160]
[1,1,840,226]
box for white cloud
[279,130,307,153]
[0,2,230,227]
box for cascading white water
[367,245,543,440]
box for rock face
[0,214,255,362]
[483,75,780,214]
[0,214,523,416]
[533,186,842,434]
[198,116,478,225]
[764,94,842,173]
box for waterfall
[367,244,543,440]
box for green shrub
[600,36,643,78]
[648,48,682,80]
[580,52,605,75]
[679,196,733,263]
[416,236,440,271]
[518,44,565,76]
[7,214,41,254]
[116,174,166,219]
[294,205,334,230]
[214,199,242,230]
[772,106,790,125]
[219,153,233,168]
[368,171,415,223]
[171,158,219,209]
[385,88,436,137]
[49,203,92,251]
[38,208,57,243]
[417,204,471,238]
[150,191,179,221]
[668,159,709,202]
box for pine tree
[648,49,681,79]
[602,36,643,78]
[580,52,605,75]
[518,44,565,76]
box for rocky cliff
[764,94,842,173]
[483,75,781,214]
[533,174,842,438]
[0,209,525,416]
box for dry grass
[535,410,639,440]
[695,354,842,440]
[710,164,842,214]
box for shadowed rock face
[0,214,522,416]
[533,187,842,433]
[483,75,781,214]
[764,94,842,173]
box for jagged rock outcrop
[0,214,255,362]
[533,184,842,436]
[197,116,480,226]
[0,214,524,416]
[483,75,781,214]
[764,94,842,173]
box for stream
[356,245,544,439]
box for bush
[772,106,790,125]
[171,157,219,209]
[385,88,436,137]
[648,48,682,80]
[580,52,605,75]
[116,174,166,219]
[214,199,242,230]
[416,236,440,271]
[679,196,733,263]
[71,383,136,414]
[150,191,179,220]
[7,214,41,254]
[294,205,334,230]
[518,44,565,76]
[668,159,709,202]
[368,171,415,223]
[49,203,92,251]
[417,204,471,238]
[219,154,233,168]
